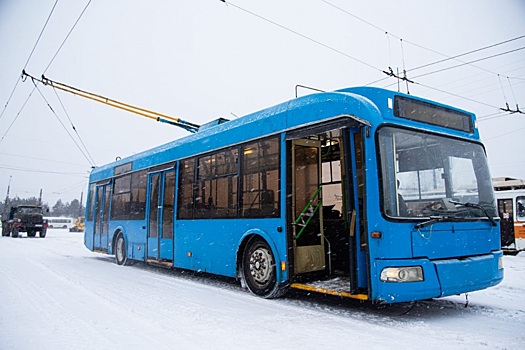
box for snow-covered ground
[1,230,523,350]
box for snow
[1,230,524,350]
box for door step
[290,277,368,301]
[146,259,173,268]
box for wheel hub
[249,247,272,284]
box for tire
[27,230,36,238]
[12,227,19,238]
[39,229,47,238]
[2,225,9,237]
[115,233,131,266]
[242,237,287,298]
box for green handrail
[294,186,322,240]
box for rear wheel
[2,225,9,237]
[242,237,287,298]
[39,229,46,238]
[27,230,36,237]
[115,233,131,266]
[11,227,19,238]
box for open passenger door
[292,139,326,274]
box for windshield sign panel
[378,127,496,221]
[394,96,473,133]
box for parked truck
[69,216,85,232]
[1,205,48,238]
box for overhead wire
[411,81,501,109]
[1,0,97,171]
[0,152,88,168]
[321,0,525,81]
[507,76,520,108]
[321,0,525,116]
[408,34,525,72]
[408,46,525,80]
[52,179,89,195]
[0,84,38,145]
[0,0,59,121]
[219,0,524,120]
[43,0,93,74]
[484,125,525,141]
[31,79,95,167]
[0,164,87,176]
[52,88,96,165]
[220,0,383,73]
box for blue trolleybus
[84,87,503,303]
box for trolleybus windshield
[378,126,497,220]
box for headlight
[380,266,424,282]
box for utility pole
[2,175,12,217]
[78,191,83,217]
[4,176,12,206]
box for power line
[32,80,95,167]
[0,152,88,168]
[478,111,510,121]
[321,0,525,82]
[409,81,501,109]
[409,34,525,72]
[53,179,88,195]
[52,88,97,165]
[484,125,525,141]
[220,0,382,73]
[0,0,59,121]
[24,0,59,69]
[43,0,93,74]
[0,84,37,145]
[410,46,525,80]
[0,165,87,176]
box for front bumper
[373,251,504,303]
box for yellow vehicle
[69,217,85,232]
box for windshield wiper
[414,216,450,229]
[448,200,497,226]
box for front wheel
[242,237,287,298]
[39,229,46,238]
[115,233,132,266]
[2,225,9,237]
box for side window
[87,184,95,221]
[517,196,525,221]
[178,159,195,219]
[196,149,239,219]
[111,174,131,220]
[176,136,281,220]
[130,170,147,220]
[241,136,280,218]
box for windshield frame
[376,125,497,223]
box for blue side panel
[132,243,145,261]
[160,238,173,260]
[173,218,287,281]
[108,220,147,260]
[435,251,503,297]
[84,221,94,250]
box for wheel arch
[236,229,285,284]
[111,226,126,255]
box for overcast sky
[1,0,524,207]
